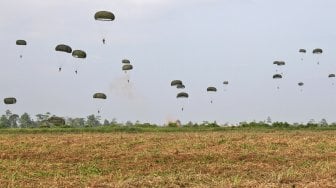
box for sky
[1,0,336,125]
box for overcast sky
[1,0,336,124]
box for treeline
[0,110,335,129]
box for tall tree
[19,113,34,128]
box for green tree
[0,115,9,128]
[8,114,19,128]
[86,115,101,127]
[19,113,34,128]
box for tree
[103,119,110,126]
[19,113,34,128]
[86,114,101,127]
[8,114,19,128]
[320,118,328,126]
[111,118,118,125]
[0,115,9,128]
[266,116,272,124]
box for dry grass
[1,131,336,187]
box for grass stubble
[0,130,336,187]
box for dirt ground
[0,131,336,187]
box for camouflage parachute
[16,40,27,45]
[55,44,72,53]
[93,93,107,99]
[94,11,115,21]
[207,87,217,92]
[328,74,335,78]
[299,49,306,53]
[171,80,183,86]
[72,50,87,58]
[177,92,189,98]
[298,82,304,86]
[223,81,229,85]
[4,97,16,105]
[273,61,285,66]
[122,59,131,64]
[122,64,133,71]
[176,84,185,89]
[312,48,323,54]
[273,74,282,79]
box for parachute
[47,116,65,126]
[273,74,282,79]
[176,92,188,111]
[273,74,282,90]
[223,81,229,85]
[93,93,107,99]
[328,74,335,85]
[16,40,27,45]
[312,48,323,54]
[16,40,27,59]
[93,93,107,114]
[273,61,285,66]
[55,44,72,72]
[72,50,87,58]
[94,11,115,21]
[94,11,115,44]
[298,82,304,92]
[328,74,335,78]
[207,87,217,92]
[171,80,183,87]
[72,50,87,74]
[177,92,189,98]
[122,64,133,71]
[312,48,323,64]
[4,97,16,105]
[122,59,131,64]
[176,84,185,89]
[299,49,306,53]
[207,87,217,104]
[55,44,72,53]
[299,49,306,61]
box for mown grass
[1,130,336,187]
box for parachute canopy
[299,49,306,53]
[328,74,335,78]
[298,82,304,86]
[273,74,282,79]
[94,11,115,21]
[122,64,133,71]
[4,97,16,105]
[223,81,229,85]
[122,59,130,64]
[177,92,189,98]
[313,48,323,54]
[47,116,65,126]
[273,61,285,66]
[55,44,72,53]
[176,84,185,89]
[72,50,87,58]
[207,87,217,92]
[16,40,27,45]
[93,93,107,99]
[171,80,182,86]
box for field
[1,129,336,187]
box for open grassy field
[1,130,336,187]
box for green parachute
[93,93,107,99]
[94,11,115,44]
[171,80,183,87]
[94,11,115,21]
[16,40,27,58]
[4,97,17,105]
